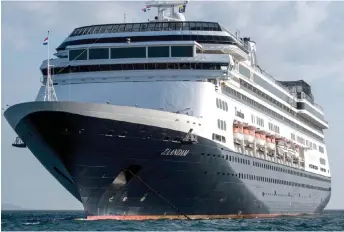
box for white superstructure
[36,0,330,178]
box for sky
[1,1,344,210]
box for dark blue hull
[8,107,331,219]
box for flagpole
[43,30,57,102]
[47,31,50,101]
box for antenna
[124,13,127,23]
[44,31,58,102]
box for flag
[42,36,48,45]
[179,4,186,13]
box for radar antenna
[44,31,58,102]
[144,0,189,22]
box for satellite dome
[172,12,186,21]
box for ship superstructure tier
[5,1,331,220]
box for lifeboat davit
[266,135,276,151]
[243,126,255,143]
[293,144,300,158]
[276,137,286,148]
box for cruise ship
[4,1,331,220]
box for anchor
[12,136,26,148]
[181,128,198,144]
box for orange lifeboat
[243,126,255,143]
[256,131,266,146]
[233,124,243,142]
[255,131,260,142]
[266,135,276,151]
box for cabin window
[291,133,296,140]
[313,143,317,150]
[89,48,109,60]
[212,133,225,143]
[69,49,87,61]
[217,119,226,131]
[216,98,228,111]
[148,46,169,58]
[320,158,326,165]
[171,46,193,57]
[111,47,146,59]
[251,115,255,124]
[319,146,324,153]
[309,164,319,170]
[256,117,264,127]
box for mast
[44,31,58,102]
[144,0,189,22]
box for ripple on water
[1,210,344,231]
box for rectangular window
[256,117,264,127]
[171,46,193,57]
[291,133,295,140]
[309,164,319,170]
[297,136,305,145]
[319,146,324,153]
[89,48,109,60]
[320,158,326,165]
[239,64,250,78]
[212,133,223,142]
[148,46,169,58]
[69,49,87,61]
[251,115,255,124]
[111,47,146,59]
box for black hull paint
[11,109,331,218]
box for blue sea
[1,210,344,231]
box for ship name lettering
[161,148,190,156]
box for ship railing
[218,23,250,53]
[314,103,324,112]
[295,115,324,134]
[256,67,294,95]
[256,65,326,117]
[242,83,324,134]
[296,92,324,112]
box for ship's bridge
[68,21,223,37]
[56,21,249,54]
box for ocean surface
[1,210,344,231]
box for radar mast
[144,0,189,22]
